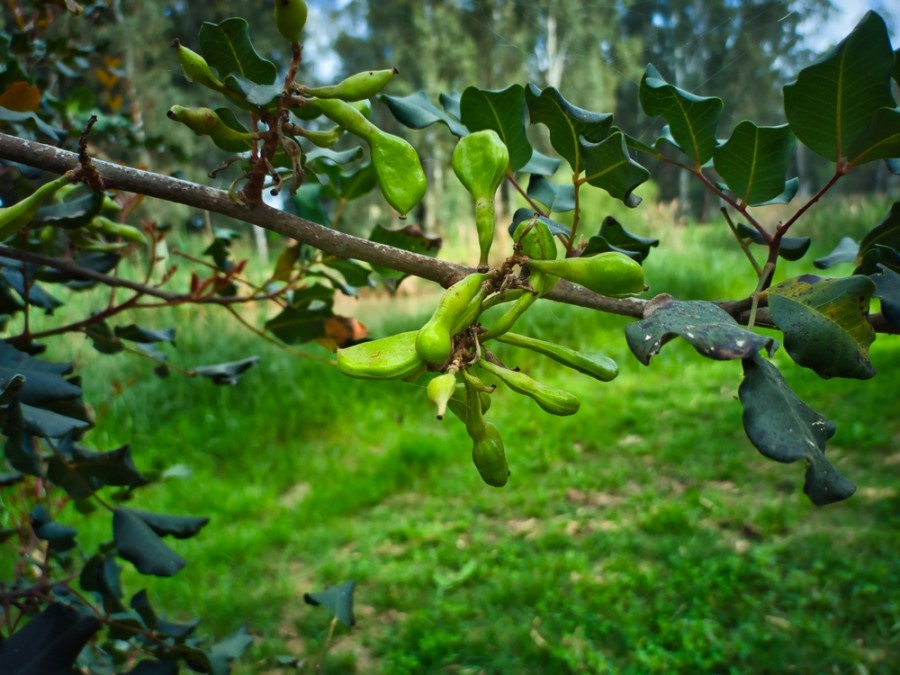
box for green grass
[6,198,900,673]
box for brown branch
[0,132,647,317]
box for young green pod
[416,273,489,364]
[452,130,509,267]
[527,252,647,298]
[294,125,343,148]
[477,359,581,416]
[274,0,308,42]
[471,422,509,487]
[480,291,537,341]
[446,381,492,424]
[513,217,556,261]
[449,284,490,335]
[171,39,225,92]
[426,371,457,420]
[304,68,398,102]
[336,330,425,380]
[167,106,253,153]
[309,97,427,216]
[87,216,150,246]
[0,174,70,240]
[497,332,618,382]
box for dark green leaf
[887,158,900,174]
[459,85,532,171]
[123,509,209,539]
[524,84,613,171]
[0,602,101,674]
[113,508,186,577]
[714,122,795,205]
[583,217,659,262]
[751,177,800,206]
[323,258,374,289]
[0,107,66,141]
[291,183,331,227]
[740,354,856,505]
[114,324,176,346]
[0,268,62,312]
[639,64,723,165]
[224,75,281,108]
[304,580,357,627]
[814,236,859,269]
[625,297,774,365]
[873,264,900,326]
[192,356,260,385]
[368,224,442,289]
[0,342,75,402]
[305,146,364,166]
[126,660,179,675]
[767,275,876,379]
[86,319,125,354]
[0,372,25,404]
[130,589,200,640]
[31,503,77,552]
[783,11,895,162]
[3,402,40,475]
[855,202,900,274]
[38,252,121,288]
[580,131,650,207]
[379,90,468,136]
[209,624,254,666]
[336,162,378,202]
[20,401,90,438]
[518,148,561,176]
[80,554,126,613]
[47,444,150,499]
[33,191,103,229]
[266,304,331,344]
[848,106,900,165]
[526,175,576,212]
[735,223,810,261]
[198,18,276,86]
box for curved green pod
[452,130,509,267]
[477,359,580,416]
[0,174,71,240]
[171,40,224,92]
[527,252,647,298]
[304,68,398,102]
[167,106,253,153]
[336,330,424,380]
[513,217,557,261]
[480,291,537,341]
[497,332,618,382]
[446,382,492,424]
[426,371,458,419]
[471,422,509,487]
[416,273,489,364]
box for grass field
[15,196,900,673]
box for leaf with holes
[740,353,856,505]
[767,275,876,379]
[783,11,895,162]
[459,85,532,171]
[714,122,795,205]
[639,64,723,166]
[625,297,773,365]
[524,84,613,172]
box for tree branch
[0,132,646,318]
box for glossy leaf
[767,275,876,379]
[323,258,374,289]
[209,624,254,669]
[714,122,795,205]
[580,131,650,207]
[735,223,810,261]
[86,320,125,354]
[33,190,103,228]
[113,508,187,577]
[783,11,895,162]
[38,252,121,288]
[80,554,126,613]
[379,90,468,136]
[459,85,532,171]
[526,174,576,212]
[192,356,260,385]
[31,504,77,552]
[639,64,723,165]
[814,236,859,269]
[524,84,613,171]
[266,304,332,344]
[0,343,75,404]
[3,402,40,475]
[304,580,357,627]
[873,264,900,326]
[855,202,900,274]
[519,148,562,176]
[0,603,100,674]
[0,267,62,312]
[740,354,856,505]
[125,509,209,539]
[224,75,281,108]
[583,216,659,262]
[625,297,773,365]
[198,18,276,86]
[848,106,900,165]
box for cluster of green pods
[336,216,647,488]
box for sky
[803,0,898,49]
